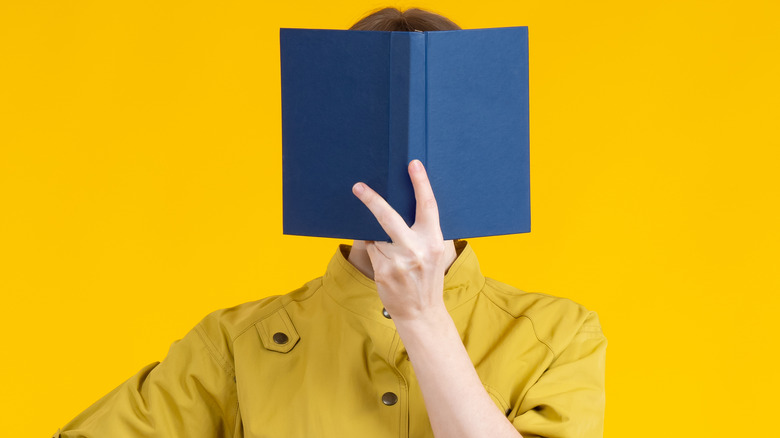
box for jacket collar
[321,240,486,329]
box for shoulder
[192,276,324,360]
[480,277,604,355]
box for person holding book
[53,7,607,438]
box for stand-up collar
[321,240,486,329]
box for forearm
[394,304,523,438]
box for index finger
[352,182,413,245]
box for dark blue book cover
[280,27,529,241]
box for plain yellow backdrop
[1,0,778,436]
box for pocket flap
[256,307,300,353]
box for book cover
[280,26,529,241]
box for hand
[351,160,450,322]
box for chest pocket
[256,307,300,353]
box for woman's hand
[351,159,450,322]
[353,160,523,438]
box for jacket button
[382,307,391,319]
[273,332,289,344]
[382,392,398,406]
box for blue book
[280,26,529,241]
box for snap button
[382,392,398,406]
[382,307,391,319]
[256,308,299,353]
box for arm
[53,314,238,438]
[352,160,522,438]
[394,304,523,438]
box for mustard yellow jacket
[54,241,607,437]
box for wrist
[392,302,453,339]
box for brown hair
[349,7,461,32]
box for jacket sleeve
[52,314,238,438]
[511,311,608,438]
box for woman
[54,7,606,438]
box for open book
[280,26,529,240]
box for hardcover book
[280,26,529,241]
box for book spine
[388,32,427,229]
[407,32,427,176]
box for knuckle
[428,241,445,256]
[377,211,393,226]
[407,253,424,270]
[392,258,408,271]
[424,197,438,211]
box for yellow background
[1,0,778,436]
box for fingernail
[353,182,365,195]
[412,160,422,171]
